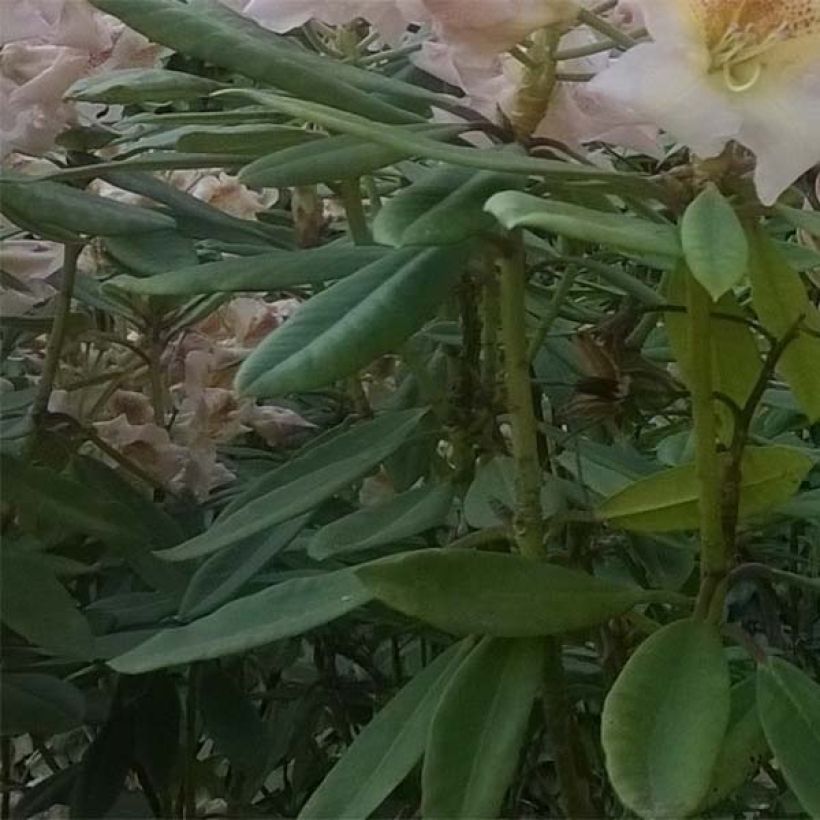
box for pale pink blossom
[587,0,820,204]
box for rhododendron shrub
[1,1,819,818]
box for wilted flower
[588,0,820,204]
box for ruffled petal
[588,43,741,157]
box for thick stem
[339,178,371,245]
[498,234,545,559]
[498,234,595,818]
[31,243,82,422]
[687,276,727,620]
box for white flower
[588,0,820,204]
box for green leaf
[601,619,730,818]
[757,657,820,818]
[597,446,813,532]
[87,0,419,124]
[109,569,371,674]
[179,514,309,621]
[67,68,222,103]
[236,245,470,398]
[0,674,85,736]
[701,676,769,810]
[104,229,198,276]
[109,245,385,295]
[199,666,270,779]
[176,124,322,156]
[240,126,463,188]
[748,229,820,422]
[356,549,651,637]
[299,641,470,820]
[309,483,454,560]
[373,165,522,247]
[132,675,181,797]
[664,266,761,443]
[1,549,94,659]
[0,174,174,241]
[219,90,656,190]
[680,185,748,300]
[158,409,427,561]
[463,455,564,529]
[422,637,545,819]
[484,192,681,258]
[774,203,820,239]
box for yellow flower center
[689,0,820,91]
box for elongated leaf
[179,514,309,620]
[664,266,761,442]
[422,637,545,819]
[240,126,462,188]
[132,675,181,797]
[236,245,470,397]
[374,165,521,247]
[701,676,768,810]
[485,192,681,258]
[1,549,94,659]
[356,549,650,636]
[88,0,418,124]
[0,174,174,241]
[597,446,812,532]
[159,409,426,561]
[757,657,820,817]
[70,710,135,819]
[309,483,453,560]
[67,68,222,103]
[1,674,85,736]
[680,185,748,301]
[219,90,656,190]
[177,124,321,156]
[748,229,820,422]
[109,569,371,674]
[104,229,198,276]
[101,169,286,246]
[775,203,820,239]
[299,641,469,819]
[110,244,385,295]
[199,666,270,779]
[602,619,730,818]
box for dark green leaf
[236,245,470,397]
[601,619,730,818]
[485,192,681,258]
[0,674,85,736]
[757,657,820,818]
[179,514,309,620]
[422,637,545,819]
[109,569,371,673]
[67,68,222,103]
[309,483,453,560]
[109,244,385,295]
[356,549,651,637]
[0,173,173,241]
[159,409,427,561]
[87,0,419,124]
[1,549,94,659]
[104,230,198,276]
[299,641,469,820]
[199,666,270,779]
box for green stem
[687,276,727,620]
[497,233,595,818]
[498,233,544,560]
[339,178,371,245]
[30,243,82,422]
[527,267,579,362]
